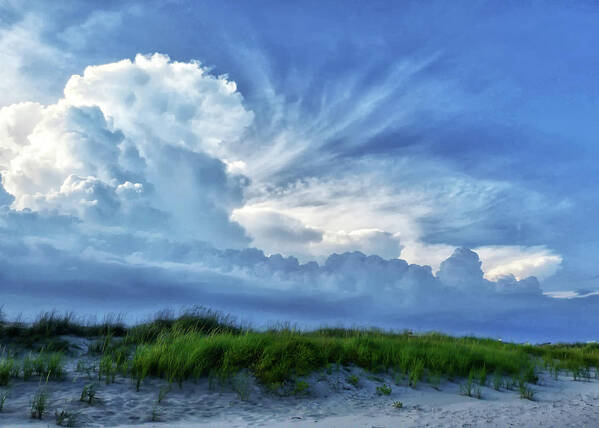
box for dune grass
[0,351,65,385]
[0,308,126,349]
[2,306,599,393]
[128,328,540,389]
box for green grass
[2,307,599,396]
[0,389,7,412]
[408,360,424,387]
[392,400,403,409]
[460,370,481,399]
[80,383,97,404]
[293,379,310,395]
[0,358,18,386]
[518,378,535,400]
[30,386,49,419]
[128,329,541,389]
[347,374,359,386]
[376,383,392,395]
[55,408,79,427]
[0,309,126,350]
[492,371,503,390]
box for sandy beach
[1,339,598,428]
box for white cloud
[475,245,563,281]
[0,14,72,106]
[231,207,322,257]
[316,229,403,260]
[0,54,254,248]
[63,53,253,159]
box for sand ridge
[1,351,599,427]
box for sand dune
[1,354,598,427]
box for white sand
[1,345,599,427]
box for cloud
[316,229,403,261]
[0,53,253,248]
[231,208,323,257]
[0,206,592,342]
[0,12,74,106]
[437,247,487,290]
[232,206,403,261]
[475,245,563,281]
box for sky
[1,0,599,341]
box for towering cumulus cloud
[0,53,253,248]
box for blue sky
[1,1,598,340]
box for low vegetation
[392,400,403,409]
[0,389,7,412]
[460,371,482,399]
[0,305,598,402]
[30,386,49,419]
[376,383,392,395]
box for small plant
[88,334,113,355]
[571,365,581,381]
[476,366,487,386]
[523,365,538,384]
[492,372,502,391]
[460,372,481,399]
[347,374,359,387]
[0,389,7,412]
[0,358,17,386]
[99,355,117,384]
[376,384,392,395]
[581,365,592,382]
[55,408,78,427]
[27,352,65,380]
[80,383,97,404]
[550,364,560,380]
[46,352,65,380]
[151,406,161,422]
[408,360,424,387]
[518,381,534,400]
[23,354,35,380]
[392,400,403,409]
[293,379,310,395]
[133,362,149,392]
[505,375,518,391]
[30,387,49,419]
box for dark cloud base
[1,252,597,344]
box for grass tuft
[80,383,97,404]
[376,383,392,395]
[0,389,7,412]
[460,371,481,399]
[518,380,535,400]
[55,408,79,427]
[347,374,359,387]
[30,386,49,419]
